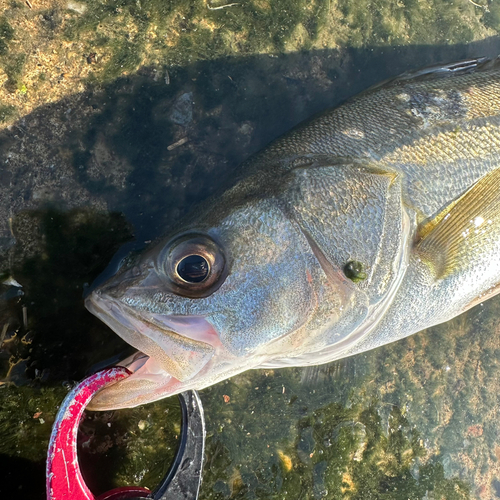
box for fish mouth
[85,291,220,410]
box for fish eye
[160,233,227,298]
[177,255,209,283]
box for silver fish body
[86,57,500,409]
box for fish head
[86,158,408,410]
[85,189,329,409]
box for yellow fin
[416,196,463,241]
[416,168,500,279]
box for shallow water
[1,0,500,498]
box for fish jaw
[85,351,181,410]
[85,290,219,409]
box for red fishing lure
[46,367,151,500]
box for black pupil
[177,255,209,283]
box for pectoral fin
[416,167,500,279]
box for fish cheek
[207,261,316,356]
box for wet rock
[297,426,315,464]
[169,92,193,127]
[313,461,328,499]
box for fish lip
[85,290,218,382]
[85,292,181,409]
[84,290,173,372]
[86,351,181,410]
[86,290,220,348]
[85,290,142,345]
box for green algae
[0,385,66,462]
[0,16,14,56]
[0,0,497,127]
[57,0,498,86]
[198,354,474,499]
[104,40,144,80]
[336,0,483,47]
[0,102,15,122]
[79,398,182,494]
[3,52,26,92]
[0,14,24,93]
[484,2,500,31]
[0,385,182,495]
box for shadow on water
[2,208,133,380]
[1,39,500,498]
[3,39,500,252]
[0,454,45,497]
